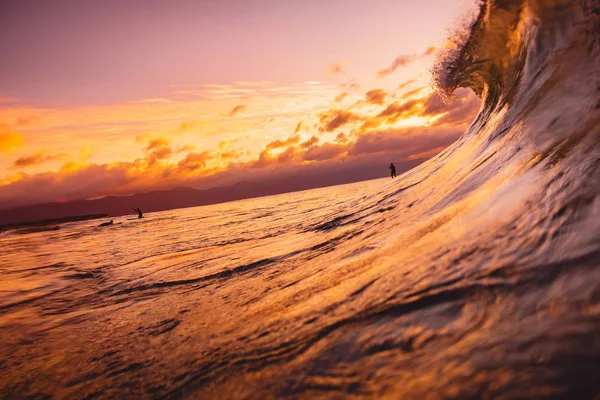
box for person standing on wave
[389,163,397,178]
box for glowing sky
[0,0,479,209]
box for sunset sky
[0,0,480,209]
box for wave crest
[433,0,598,112]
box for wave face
[1,1,599,398]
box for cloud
[356,89,479,131]
[423,45,437,57]
[376,55,418,79]
[0,128,24,153]
[376,46,437,79]
[177,151,212,172]
[146,138,170,151]
[335,92,349,103]
[265,134,301,150]
[341,80,360,90]
[304,142,346,161]
[149,146,173,160]
[218,139,239,149]
[335,132,349,144]
[0,109,476,211]
[294,121,303,134]
[313,89,478,136]
[12,152,65,169]
[318,110,360,132]
[229,105,247,116]
[249,150,273,169]
[377,99,421,121]
[0,77,480,211]
[142,137,174,166]
[220,150,241,160]
[326,62,346,76]
[365,89,388,105]
[402,87,427,99]
[300,135,319,149]
[175,144,196,153]
[348,126,463,158]
[396,80,417,92]
[276,146,297,164]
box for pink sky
[0,0,479,209]
[1,0,472,105]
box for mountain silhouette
[0,159,425,226]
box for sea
[1,0,599,398]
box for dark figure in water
[133,207,143,218]
[99,220,114,227]
[389,163,397,178]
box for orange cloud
[176,144,196,153]
[0,89,479,210]
[318,110,360,132]
[229,105,246,116]
[249,150,273,169]
[146,138,171,151]
[356,89,479,132]
[402,87,427,99]
[300,135,319,149]
[365,89,388,105]
[376,99,421,122]
[396,80,417,92]
[348,126,462,157]
[0,74,480,211]
[304,142,346,161]
[334,92,349,103]
[335,132,349,144]
[341,80,360,90]
[177,151,212,172]
[276,146,296,164]
[376,55,418,79]
[220,150,241,160]
[377,47,436,79]
[423,45,437,56]
[150,146,173,160]
[218,139,239,149]
[265,134,301,150]
[12,152,65,169]
[248,146,299,169]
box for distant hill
[0,158,426,226]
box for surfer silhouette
[389,163,397,178]
[132,208,143,219]
[99,220,114,227]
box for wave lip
[433,0,599,113]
